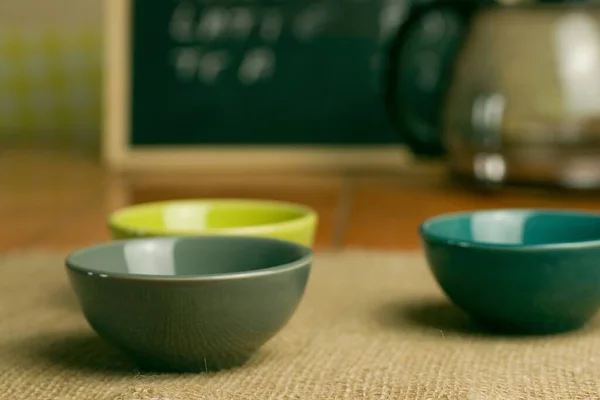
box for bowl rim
[65,235,313,282]
[419,208,600,251]
[107,198,318,237]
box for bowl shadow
[375,298,487,337]
[17,330,273,375]
[21,331,138,376]
[374,298,580,339]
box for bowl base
[472,316,587,336]
[126,352,254,373]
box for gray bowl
[65,235,312,372]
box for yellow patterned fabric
[0,27,102,144]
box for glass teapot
[388,0,600,189]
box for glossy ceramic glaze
[108,199,318,247]
[420,209,600,334]
[65,236,312,372]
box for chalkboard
[124,0,408,147]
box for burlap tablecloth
[2,251,600,400]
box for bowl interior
[421,210,600,247]
[110,200,313,234]
[66,236,311,278]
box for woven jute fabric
[2,251,600,400]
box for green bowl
[108,199,318,247]
[420,209,600,335]
[65,235,312,372]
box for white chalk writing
[229,7,255,39]
[169,2,196,42]
[292,3,330,42]
[196,7,230,40]
[171,47,202,80]
[260,9,284,42]
[198,51,230,83]
[238,47,276,85]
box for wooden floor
[5,149,600,253]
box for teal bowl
[419,209,600,335]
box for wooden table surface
[4,149,600,253]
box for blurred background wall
[0,0,103,152]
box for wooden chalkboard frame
[102,0,412,173]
